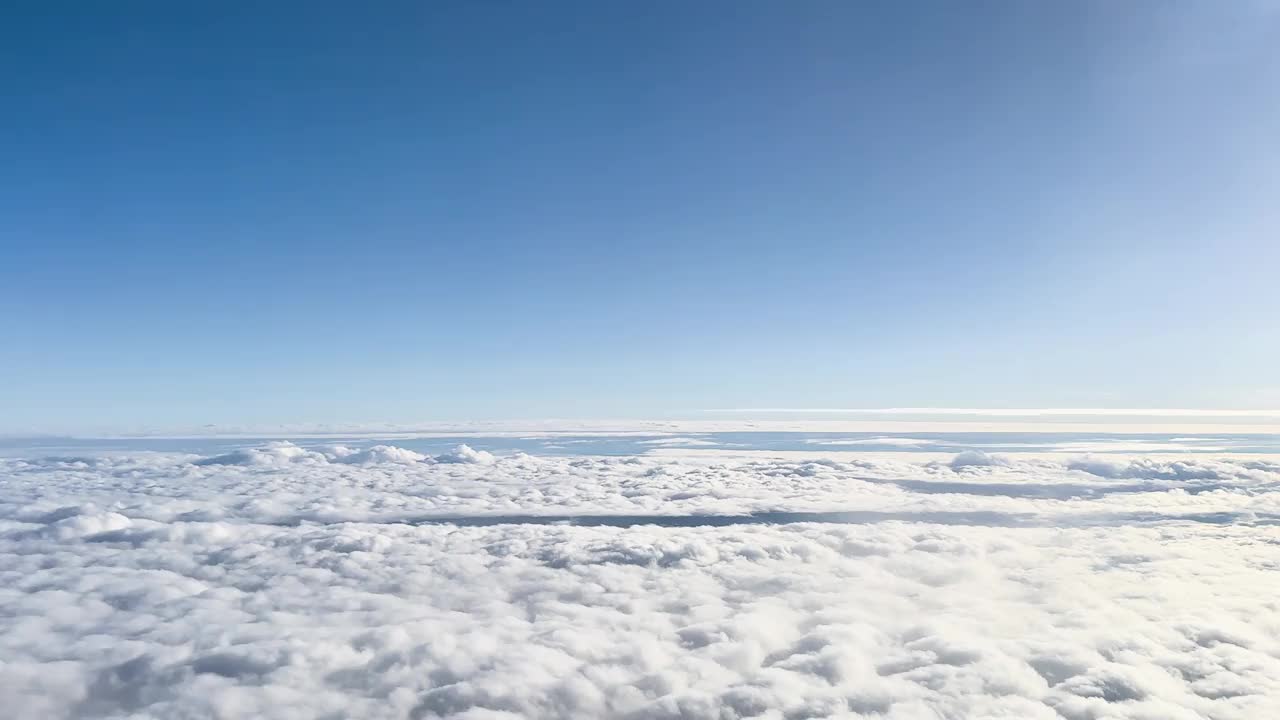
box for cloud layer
[2,446,1279,718]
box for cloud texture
[2,445,1279,718]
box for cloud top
[2,446,1279,718]
[196,442,491,467]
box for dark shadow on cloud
[868,477,1238,498]
[190,652,281,680]
[269,509,1280,530]
[403,510,1034,528]
[72,656,184,719]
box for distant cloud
[332,445,430,466]
[194,440,331,466]
[195,442,490,467]
[435,444,496,464]
[948,450,1008,470]
[705,407,1280,418]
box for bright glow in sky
[2,2,1278,431]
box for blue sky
[3,2,1278,431]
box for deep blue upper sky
[3,1,1278,430]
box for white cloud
[947,450,1009,470]
[194,440,331,466]
[707,408,1280,418]
[435,444,496,465]
[335,445,431,466]
[2,447,1279,718]
[194,442,487,468]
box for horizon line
[702,408,1280,417]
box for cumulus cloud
[947,450,1009,470]
[435,444,496,464]
[194,440,330,466]
[335,444,430,466]
[1,446,1279,718]
[1068,456,1280,483]
[193,442,488,468]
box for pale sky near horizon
[3,2,1278,430]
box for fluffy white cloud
[194,442,486,468]
[435,444,497,465]
[947,450,1009,470]
[334,445,431,466]
[194,440,331,467]
[2,447,1279,718]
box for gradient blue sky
[3,1,1278,431]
